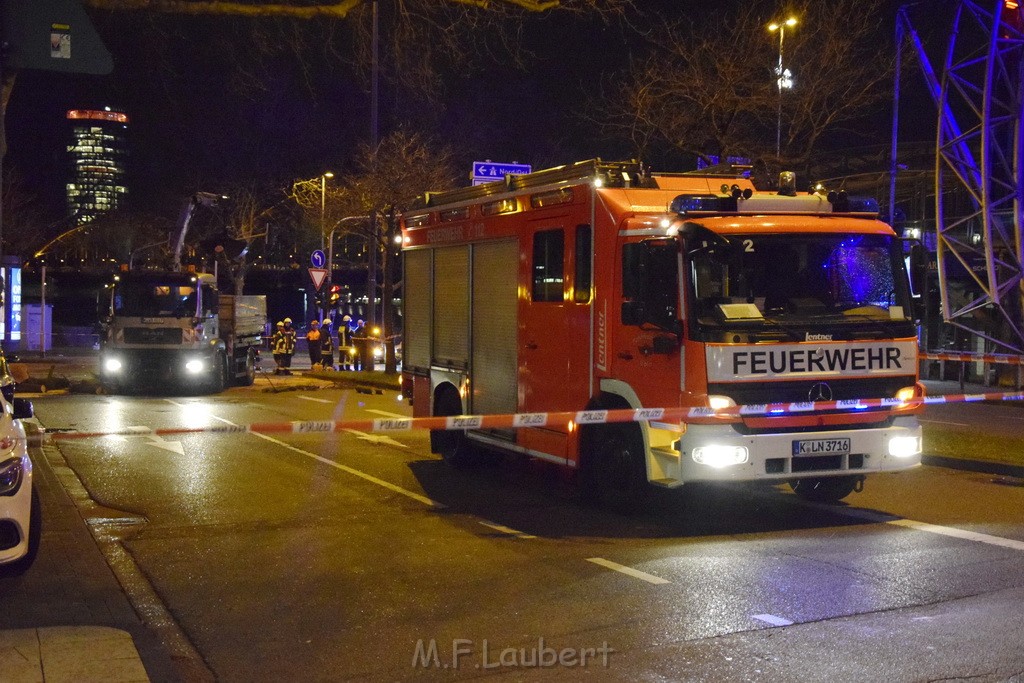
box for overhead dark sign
[2,0,113,74]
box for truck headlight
[888,435,921,457]
[692,445,749,468]
[103,357,123,373]
[185,359,205,374]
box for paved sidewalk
[0,626,149,682]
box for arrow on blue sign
[472,161,532,179]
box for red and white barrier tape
[21,388,1024,445]
[920,351,1024,366]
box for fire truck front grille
[124,327,183,344]
[766,453,866,474]
[709,375,915,406]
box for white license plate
[792,438,851,456]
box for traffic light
[328,284,341,307]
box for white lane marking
[818,504,1024,553]
[918,418,970,427]
[146,434,185,455]
[479,521,536,539]
[365,409,409,419]
[586,558,670,585]
[297,396,333,404]
[885,519,1024,552]
[342,428,408,449]
[752,614,794,627]
[197,410,444,509]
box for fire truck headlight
[103,357,123,374]
[692,445,749,468]
[707,395,737,411]
[888,435,921,458]
[185,359,206,375]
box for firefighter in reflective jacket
[271,321,289,375]
[320,318,335,370]
[281,318,297,373]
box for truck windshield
[114,281,198,317]
[688,233,913,331]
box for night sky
[4,0,946,234]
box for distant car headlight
[0,456,25,496]
[185,359,205,374]
[103,357,123,373]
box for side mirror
[907,241,928,321]
[909,243,927,292]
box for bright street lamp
[768,16,798,159]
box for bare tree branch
[590,0,894,178]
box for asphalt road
[6,385,1024,682]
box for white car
[0,351,38,572]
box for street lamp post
[768,16,798,160]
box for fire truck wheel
[434,429,482,468]
[582,426,650,514]
[789,475,861,503]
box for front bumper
[99,347,219,387]
[649,416,921,487]
[0,433,33,565]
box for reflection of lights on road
[176,400,215,430]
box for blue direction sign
[310,250,326,268]
[472,161,532,186]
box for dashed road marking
[366,409,409,419]
[885,518,1024,552]
[298,396,333,404]
[586,558,670,585]
[479,521,536,539]
[919,418,970,427]
[752,613,794,627]
[819,504,1024,553]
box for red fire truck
[401,160,924,511]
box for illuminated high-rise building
[66,107,129,224]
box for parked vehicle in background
[0,349,39,572]
[401,159,925,512]
[98,271,267,394]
